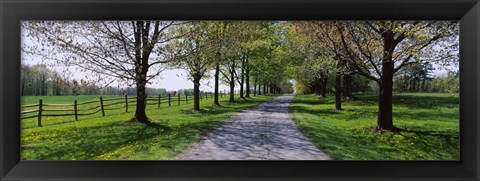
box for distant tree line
[393,63,459,93]
[21,64,171,96]
[21,64,274,97]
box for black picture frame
[1,0,479,180]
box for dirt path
[182,94,331,160]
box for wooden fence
[21,90,234,126]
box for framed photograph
[1,0,479,180]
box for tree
[218,21,251,102]
[220,57,238,102]
[430,70,459,93]
[284,22,333,98]
[210,23,227,106]
[394,62,435,92]
[335,21,458,130]
[23,21,184,123]
[235,54,247,99]
[292,21,354,109]
[287,21,458,130]
[170,22,216,111]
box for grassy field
[289,93,459,160]
[21,94,276,160]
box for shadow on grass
[137,122,173,139]
[22,119,217,160]
[291,96,331,106]
[354,93,459,109]
[289,105,341,116]
[22,121,159,160]
[393,111,458,122]
[394,126,459,143]
[345,108,376,120]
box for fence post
[125,95,128,112]
[210,92,213,99]
[186,95,188,104]
[100,96,105,117]
[38,99,42,126]
[168,94,171,106]
[158,94,161,108]
[178,93,180,105]
[74,100,78,121]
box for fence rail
[21,104,39,108]
[21,90,237,126]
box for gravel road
[182,94,331,160]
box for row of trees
[284,21,458,130]
[23,21,458,130]
[393,64,459,93]
[21,64,106,96]
[21,64,174,96]
[23,21,293,123]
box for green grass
[21,95,139,128]
[289,93,459,160]
[21,94,276,160]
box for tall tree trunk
[134,73,149,123]
[229,62,235,102]
[239,56,245,99]
[253,77,257,96]
[377,31,395,130]
[377,65,394,130]
[258,83,262,95]
[263,84,267,94]
[335,71,342,110]
[133,21,158,124]
[213,63,220,106]
[245,57,251,98]
[377,69,393,130]
[343,74,353,99]
[193,74,201,111]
